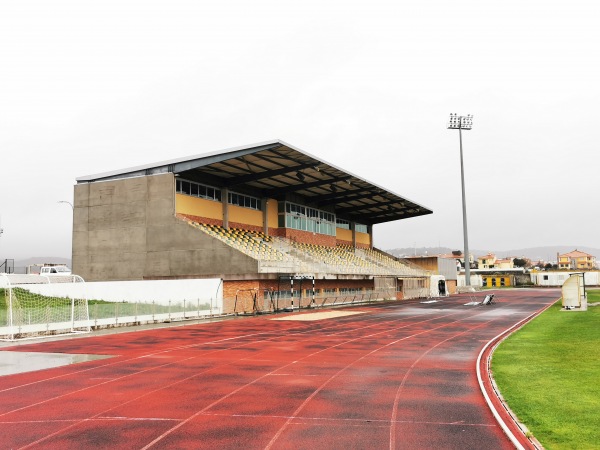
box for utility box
[562,273,587,311]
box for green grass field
[492,289,600,449]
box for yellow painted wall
[356,231,371,246]
[229,205,263,227]
[482,276,511,287]
[266,199,278,228]
[336,228,352,242]
[175,194,222,220]
[335,228,371,246]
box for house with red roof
[557,250,597,270]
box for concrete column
[262,198,269,237]
[351,222,357,248]
[368,225,373,249]
[222,188,229,229]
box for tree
[513,258,529,268]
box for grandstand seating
[183,219,426,277]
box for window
[355,223,368,233]
[280,201,336,236]
[340,287,362,295]
[336,218,350,229]
[228,192,260,210]
[176,179,221,201]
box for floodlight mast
[447,113,473,287]
[57,200,74,210]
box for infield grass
[492,289,600,449]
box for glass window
[279,201,337,236]
[336,218,350,229]
[356,223,368,233]
[228,191,260,210]
[176,179,221,201]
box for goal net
[0,274,90,341]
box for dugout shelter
[72,140,433,308]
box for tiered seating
[288,241,380,272]
[335,244,380,271]
[180,218,427,276]
[357,247,424,275]
[187,222,289,262]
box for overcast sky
[1,0,599,261]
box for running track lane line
[0,299,441,395]
[141,309,470,450]
[17,308,465,449]
[389,317,501,449]
[3,304,456,418]
[263,307,500,450]
[13,315,413,448]
[0,308,389,396]
[476,299,556,450]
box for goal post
[1,274,90,341]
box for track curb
[476,300,556,450]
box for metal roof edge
[74,138,432,216]
[76,139,284,183]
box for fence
[2,280,428,340]
[86,298,219,328]
[225,289,404,315]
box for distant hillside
[386,246,600,263]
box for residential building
[557,250,597,270]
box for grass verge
[492,289,600,449]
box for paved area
[0,289,558,449]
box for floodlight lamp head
[447,113,473,130]
[296,171,305,182]
[447,113,459,129]
[461,114,473,130]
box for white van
[40,265,72,276]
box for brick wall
[283,228,337,247]
[228,221,263,233]
[224,279,374,299]
[177,213,223,227]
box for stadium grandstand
[72,140,433,312]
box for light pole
[57,201,74,210]
[447,113,473,287]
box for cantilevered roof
[77,140,432,225]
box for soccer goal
[0,274,90,341]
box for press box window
[176,179,221,202]
[228,192,260,210]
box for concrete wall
[15,278,223,305]
[73,173,259,281]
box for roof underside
[77,140,433,225]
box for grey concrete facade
[73,173,259,281]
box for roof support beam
[227,162,316,186]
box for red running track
[0,289,558,449]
